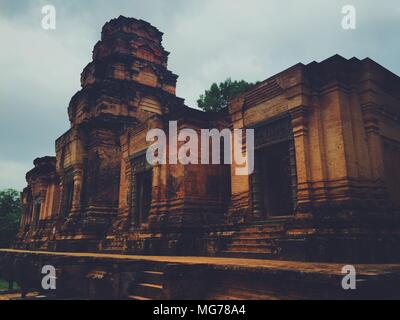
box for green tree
[197,78,257,112]
[0,189,22,248]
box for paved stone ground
[0,291,40,300]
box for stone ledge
[1,249,400,299]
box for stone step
[127,295,152,301]
[235,231,284,239]
[131,283,163,299]
[140,271,164,285]
[253,218,292,224]
[230,238,275,245]
[239,225,284,233]
[226,247,272,254]
[222,220,288,260]
[248,221,287,225]
[227,244,273,253]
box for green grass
[0,278,9,291]
[0,278,19,291]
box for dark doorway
[62,174,74,218]
[133,169,153,226]
[255,141,295,217]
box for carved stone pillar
[58,180,64,218]
[39,191,46,221]
[288,139,298,209]
[289,105,312,213]
[31,194,41,231]
[362,103,385,182]
[251,160,263,220]
[72,166,83,212]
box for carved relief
[254,116,292,149]
[137,67,158,87]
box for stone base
[277,234,400,263]
[278,206,400,263]
[14,206,400,264]
[2,249,400,300]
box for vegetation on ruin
[0,189,22,248]
[197,78,257,112]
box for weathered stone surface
[14,16,400,264]
[2,249,400,300]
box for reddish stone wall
[15,17,400,263]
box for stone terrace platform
[1,249,400,300]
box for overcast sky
[0,0,399,191]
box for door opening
[254,141,295,218]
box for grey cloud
[0,0,399,190]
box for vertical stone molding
[361,103,385,182]
[289,105,312,212]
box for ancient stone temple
[14,16,400,265]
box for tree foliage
[0,189,22,248]
[197,78,256,112]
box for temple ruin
[3,15,400,299]
[15,15,400,262]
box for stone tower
[55,16,184,250]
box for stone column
[20,196,28,229]
[289,105,312,213]
[31,195,41,231]
[251,159,264,220]
[362,103,385,182]
[40,187,50,221]
[58,180,64,217]
[27,202,33,227]
[71,166,83,212]
[288,139,298,208]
